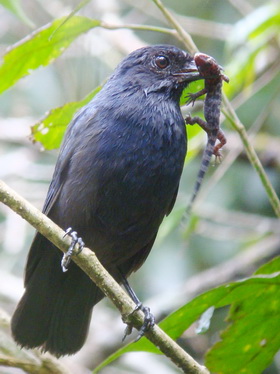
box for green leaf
[206,274,280,373]
[254,256,280,275]
[50,0,92,37]
[225,3,280,97]
[0,0,35,28]
[227,3,280,50]
[93,257,280,373]
[31,85,102,149]
[0,16,100,94]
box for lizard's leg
[186,88,207,106]
[185,114,208,127]
[213,129,227,160]
[185,115,214,137]
[185,115,227,158]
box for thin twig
[50,0,91,39]
[123,0,232,40]
[0,180,209,374]
[151,0,197,53]
[223,97,280,217]
[100,21,177,36]
[195,91,276,208]
[151,0,280,218]
[0,353,71,374]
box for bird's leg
[61,228,85,272]
[121,275,155,341]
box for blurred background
[0,0,280,373]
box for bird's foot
[123,302,155,342]
[134,303,155,341]
[61,227,84,272]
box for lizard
[185,52,229,211]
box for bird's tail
[11,233,104,357]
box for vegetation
[0,0,279,373]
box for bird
[11,45,201,357]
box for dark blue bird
[11,45,201,356]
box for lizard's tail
[187,131,218,213]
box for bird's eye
[155,55,170,69]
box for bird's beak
[173,60,201,83]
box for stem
[151,0,198,53]
[100,21,177,36]
[223,97,280,217]
[152,0,280,218]
[0,354,71,374]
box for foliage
[0,0,34,27]
[93,257,280,374]
[0,16,100,95]
[206,258,280,374]
[0,0,280,373]
[31,85,101,149]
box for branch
[152,0,198,53]
[100,21,177,36]
[0,180,209,374]
[151,0,280,218]
[222,97,280,217]
[0,353,71,374]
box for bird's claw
[122,324,133,341]
[61,227,84,272]
[122,302,155,342]
[135,304,155,341]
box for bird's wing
[42,159,69,215]
[166,184,179,216]
[42,106,100,216]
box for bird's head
[109,45,201,101]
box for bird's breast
[58,104,187,251]
[91,116,186,225]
